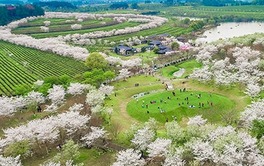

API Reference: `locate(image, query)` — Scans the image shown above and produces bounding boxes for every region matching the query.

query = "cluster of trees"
[191,43,264,97]
[199,0,264,6]
[253,0,264,5]
[164,0,264,6]
[0,4,44,26]
[33,1,77,10]
[82,53,115,87]
[190,20,205,30]
[0,63,114,164]
[0,26,89,61]
[54,12,167,42]
[109,2,129,9]
[202,0,241,6]
[112,110,264,165]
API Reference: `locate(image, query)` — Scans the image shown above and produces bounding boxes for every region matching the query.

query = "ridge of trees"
[0,4,44,26]
[33,1,77,9]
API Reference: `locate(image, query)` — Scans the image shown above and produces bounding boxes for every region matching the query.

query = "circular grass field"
[127,89,235,123]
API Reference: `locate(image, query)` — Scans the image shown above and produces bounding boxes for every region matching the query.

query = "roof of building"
[176,36,186,41]
[158,45,169,50]
[157,48,172,54]
[149,40,162,45]
[116,45,133,51]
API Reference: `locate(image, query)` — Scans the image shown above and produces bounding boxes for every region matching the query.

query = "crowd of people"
[136,88,215,122]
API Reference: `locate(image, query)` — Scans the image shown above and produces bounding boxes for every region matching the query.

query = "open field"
[162,5,264,21]
[106,74,250,132]
[127,90,235,123]
[160,60,202,78]
[18,18,111,27]
[0,40,88,95]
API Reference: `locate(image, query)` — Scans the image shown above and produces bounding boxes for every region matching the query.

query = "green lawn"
[160,60,202,78]
[127,90,235,123]
[29,22,140,38]
[12,18,114,35]
[106,75,163,131]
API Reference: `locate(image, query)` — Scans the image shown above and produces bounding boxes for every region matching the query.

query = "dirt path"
[111,79,164,131]
[119,96,138,126]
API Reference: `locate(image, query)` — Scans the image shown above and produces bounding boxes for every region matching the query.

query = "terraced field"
[0,41,88,96]
[98,21,193,42]
[164,5,264,21]
[12,17,141,39]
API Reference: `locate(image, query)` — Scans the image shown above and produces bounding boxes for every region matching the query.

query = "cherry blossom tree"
[208,126,235,141]
[67,83,94,95]
[240,99,264,127]
[165,121,185,142]
[26,91,45,104]
[85,89,105,107]
[187,115,207,126]
[47,85,65,105]
[40,26,49,32]
[112,149,145,166]
[190,66,212,82]
[0,96,27,116]
[131,126,155,150]
[245,83,261,97]
[69,103,84,112]
[163,154,185,166]
[44,103,58,112]
[99,85,114,96]
[0,155,22,166]
[191,44,263,96]
[147,138,172,157]
[71,24,82,30]
[44,21,51,26]
[81,127,106,146]
[117,69,131,80]
[187,139,217,163]
[0,29,89,61]
[56,111,90,136]
[1,111,90,150]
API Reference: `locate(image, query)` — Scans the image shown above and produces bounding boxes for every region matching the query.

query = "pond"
[196,22,264,43]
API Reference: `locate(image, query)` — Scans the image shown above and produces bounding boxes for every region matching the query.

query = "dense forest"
[0,4,44,26]
[33,1,77,9]
[164,0,264,6]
